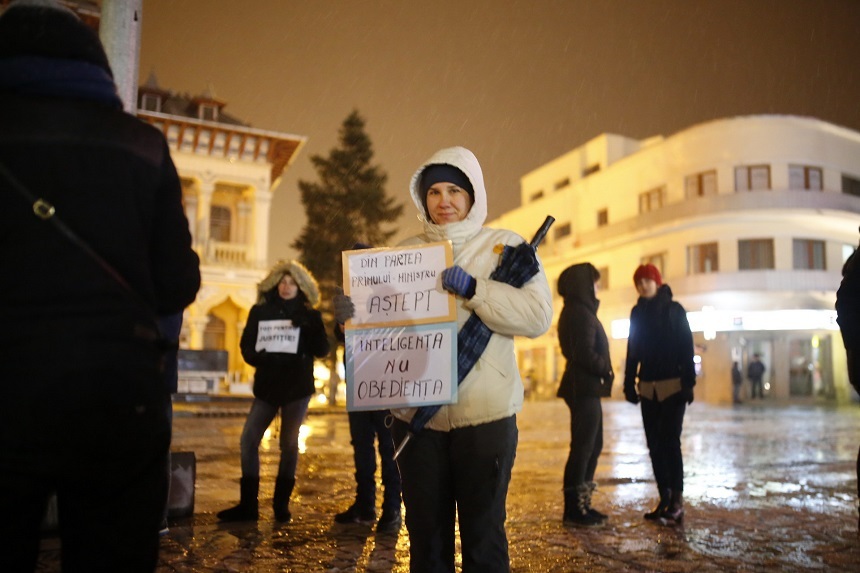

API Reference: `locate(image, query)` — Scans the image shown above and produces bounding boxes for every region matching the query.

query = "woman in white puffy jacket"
[390,147,552,573]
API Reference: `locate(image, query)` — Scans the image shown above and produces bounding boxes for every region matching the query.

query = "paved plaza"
[37,399,860,572]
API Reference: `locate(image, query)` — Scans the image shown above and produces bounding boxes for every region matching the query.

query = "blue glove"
[441,265,477,299]
[333,287,355,324]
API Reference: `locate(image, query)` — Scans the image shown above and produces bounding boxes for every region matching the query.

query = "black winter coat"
[556,263,613,400]
[240,293,330,406]
[623,284,696,395]
[0,92,200,404]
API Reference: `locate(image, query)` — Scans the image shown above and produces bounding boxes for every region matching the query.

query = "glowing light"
[298,424,310,454]
[611,309,838,339]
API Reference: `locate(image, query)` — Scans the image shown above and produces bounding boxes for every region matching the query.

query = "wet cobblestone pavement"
[37,400,860,572]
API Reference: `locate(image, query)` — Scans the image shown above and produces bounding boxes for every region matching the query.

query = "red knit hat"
[633,263,662,286]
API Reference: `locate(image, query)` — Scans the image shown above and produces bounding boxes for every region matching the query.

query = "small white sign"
[255,320,300,354]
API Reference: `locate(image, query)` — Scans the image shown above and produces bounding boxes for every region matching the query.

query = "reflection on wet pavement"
[36,400,860,572]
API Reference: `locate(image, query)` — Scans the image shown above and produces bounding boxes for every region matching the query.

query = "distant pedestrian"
[0,1,200,570]
[836,233,860,529]
[731,361,743,404]
[747,354,766,399]
[332,244,402,533]
[623,264,695,525]
[218,260,330,523]
[556,263,614,526]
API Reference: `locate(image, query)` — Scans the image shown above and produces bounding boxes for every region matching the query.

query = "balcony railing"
[203,240,251,266]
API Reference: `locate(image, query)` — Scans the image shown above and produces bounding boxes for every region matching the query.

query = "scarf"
[0,55,122,109]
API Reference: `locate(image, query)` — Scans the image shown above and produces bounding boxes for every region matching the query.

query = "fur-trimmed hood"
[257,260,320,308]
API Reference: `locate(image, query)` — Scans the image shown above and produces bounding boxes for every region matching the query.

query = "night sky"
[139,0,860,261]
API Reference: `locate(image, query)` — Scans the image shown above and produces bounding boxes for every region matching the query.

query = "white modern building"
[491,115,860,404]
[137,77,307,392]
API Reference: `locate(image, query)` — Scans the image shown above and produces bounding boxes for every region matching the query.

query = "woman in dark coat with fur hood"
[556,263,614,526]
[218,260,329,523]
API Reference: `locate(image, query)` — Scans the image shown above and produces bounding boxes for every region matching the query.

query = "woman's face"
[277,274,299,300]
[635,278,658,299]
[425,182,473,224]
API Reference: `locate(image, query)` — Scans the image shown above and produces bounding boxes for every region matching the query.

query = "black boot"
[661,489,684,524]
[217,476,259,522]
[644,487,671,521]
[563,485,603,527]
[585,482,608,522]
[273,476,295,523]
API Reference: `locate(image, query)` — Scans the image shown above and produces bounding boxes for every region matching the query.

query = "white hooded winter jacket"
[391,147,553,431]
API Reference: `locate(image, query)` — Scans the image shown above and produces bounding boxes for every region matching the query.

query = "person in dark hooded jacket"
[0,1,200,570]
[623,264,695,525]
[556,263,614,526]
[218,260,330,524]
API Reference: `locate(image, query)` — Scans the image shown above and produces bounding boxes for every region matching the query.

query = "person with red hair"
[623,264,695,525]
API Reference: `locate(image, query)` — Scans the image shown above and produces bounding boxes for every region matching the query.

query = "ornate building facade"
[137,77,306,391]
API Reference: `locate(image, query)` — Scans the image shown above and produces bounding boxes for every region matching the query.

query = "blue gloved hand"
[441,265,477,299]
[333,287,355,324]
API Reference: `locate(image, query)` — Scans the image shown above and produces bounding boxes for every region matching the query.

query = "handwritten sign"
[255,320,299,354]
[342,242,455,329]
[345,322,458,411]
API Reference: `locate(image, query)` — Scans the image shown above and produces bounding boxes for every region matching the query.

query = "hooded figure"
[390,146,552,572]
[219,260,329,524]
[556,263,613,526]
[0,1,200,570]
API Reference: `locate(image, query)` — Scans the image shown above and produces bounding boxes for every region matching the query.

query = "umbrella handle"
[529,215,555,249]
[393,431,413,460]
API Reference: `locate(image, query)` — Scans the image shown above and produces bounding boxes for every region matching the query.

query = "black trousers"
[392,415,517,573]
[562,395,603,492]
[0,368,170,573]
[347,409,401,512]
[640,392,687,492]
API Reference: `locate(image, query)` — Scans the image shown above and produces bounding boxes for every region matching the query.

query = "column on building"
[197,179,215,262]
[236,195,252,264]
[253,188,273,267]
[186,315,210,351]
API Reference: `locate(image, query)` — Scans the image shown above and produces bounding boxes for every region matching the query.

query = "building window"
[687,242,719,274]
[199,103,218,121]
[529,190,544,202]
[210,205,231,241]
[554,222,571,240]
[843,175,860,197]
[554,177,571,191]
[140,93,161,112]
[789,165,822,191]
[843,244,856,264]
[582,164,600,177]
[597,208,608,227]
[685,170,717,198]
[735,165,771,191]
[640,253,666,277]
[638,186,665,213]
[738,239,775,270]
[203,314,225,350]
[793,239,826,270]
[596,266,609,291]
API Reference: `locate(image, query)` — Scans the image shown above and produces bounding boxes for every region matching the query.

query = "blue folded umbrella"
[394,215,555,459]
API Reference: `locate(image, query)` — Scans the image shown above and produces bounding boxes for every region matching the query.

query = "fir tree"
[292,110,402,402]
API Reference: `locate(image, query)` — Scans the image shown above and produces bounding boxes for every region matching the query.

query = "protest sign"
[342,241,455,329]
[255,320,299,354]
[345,322,458,411]
[341,241,458,410]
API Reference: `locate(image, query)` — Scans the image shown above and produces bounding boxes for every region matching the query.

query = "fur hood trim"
[257,259,320,308]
